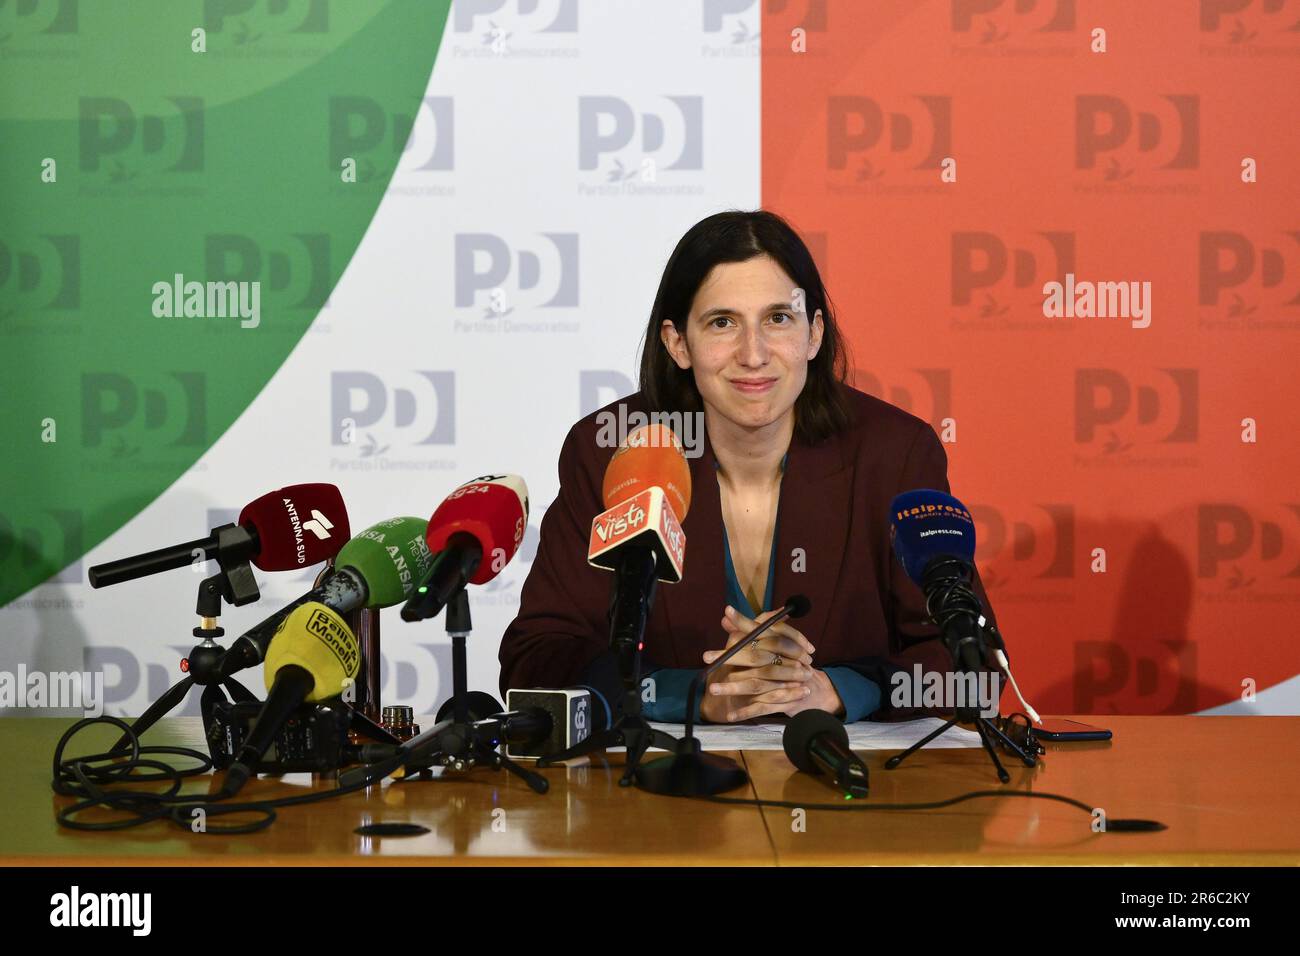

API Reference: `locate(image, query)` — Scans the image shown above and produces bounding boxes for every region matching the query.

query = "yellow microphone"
[222,603,359,795]
[263,602,360,701]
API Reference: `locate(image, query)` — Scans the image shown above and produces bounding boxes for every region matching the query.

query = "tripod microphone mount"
[884,558,1037,782]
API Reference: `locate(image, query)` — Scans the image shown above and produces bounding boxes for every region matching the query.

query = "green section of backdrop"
[0,0,450,605]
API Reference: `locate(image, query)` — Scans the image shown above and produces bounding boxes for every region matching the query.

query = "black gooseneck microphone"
[783,708,869,799]
[683,594,812,741]
[634,594,812,797]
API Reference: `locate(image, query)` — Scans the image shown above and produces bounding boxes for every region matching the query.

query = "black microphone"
[783,709,869,799]
[504,688,601,759]
[400,532,481,622]
[401,475,530,622]
[484,708,554,750]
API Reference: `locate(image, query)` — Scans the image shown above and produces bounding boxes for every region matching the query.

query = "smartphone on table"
[1032,718,1112,742]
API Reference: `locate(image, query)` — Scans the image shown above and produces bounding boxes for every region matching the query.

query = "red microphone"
[401,474,530,620]
[237,483,351,571]
[88,483,351,588]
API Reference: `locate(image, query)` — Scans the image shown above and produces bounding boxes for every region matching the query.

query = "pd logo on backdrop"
[951,231,1076,318]
[330,371,456,461]
[80,372,208,459]
[0,509,84,586]
[0,235,80,319]
[1197,504,1300,594]
[0,0,79,52]
[577,96,703,189]
[826,96,951,184]
[202,0,330,40]
[852,368,952,433]
[700,0,761,48]
[1199,0,1300,49]
[699,1,830,51]
[1073,369,1198,465]
[205,233,333,313]
[971,503,1075,597]
[79,97,205,183]
[452,0,577,34]
[450,0,578,56]
[950,0,1076,45]
[453,232,579,319]
[1074,95,1199,182]
[328,95,454,183]
[580,371,635,418]
[1198,231,1300,321]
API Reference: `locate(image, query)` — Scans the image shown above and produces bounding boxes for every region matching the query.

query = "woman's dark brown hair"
[638,209,853,445]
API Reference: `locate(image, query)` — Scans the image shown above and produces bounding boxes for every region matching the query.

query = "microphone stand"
[106,526,263,753]
[883,559,1037,783]
[635,601,802,796]
[536,547,680,787]
[363,586,546,792]
[337,603,401,750]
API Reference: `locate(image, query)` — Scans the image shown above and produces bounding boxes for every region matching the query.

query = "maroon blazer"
[498,385,1002,720]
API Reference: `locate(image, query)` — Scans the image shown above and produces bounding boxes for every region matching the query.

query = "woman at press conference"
[498,209,1001,726]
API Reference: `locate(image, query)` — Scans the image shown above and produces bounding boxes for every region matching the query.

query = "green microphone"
[220,516,434,677]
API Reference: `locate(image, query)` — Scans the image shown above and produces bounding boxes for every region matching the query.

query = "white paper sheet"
[605,717,982,752]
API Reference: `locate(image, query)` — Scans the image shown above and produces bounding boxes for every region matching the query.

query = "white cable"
[994,648,1041,725]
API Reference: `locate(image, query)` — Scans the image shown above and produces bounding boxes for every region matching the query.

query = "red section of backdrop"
[761,0,1300,714]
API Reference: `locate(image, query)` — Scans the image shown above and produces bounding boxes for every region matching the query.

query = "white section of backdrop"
[0,0,764,718]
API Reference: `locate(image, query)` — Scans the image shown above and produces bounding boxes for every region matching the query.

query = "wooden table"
[1,715,1296,866]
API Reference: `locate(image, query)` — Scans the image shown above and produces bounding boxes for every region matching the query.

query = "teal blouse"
[642,455,881,723]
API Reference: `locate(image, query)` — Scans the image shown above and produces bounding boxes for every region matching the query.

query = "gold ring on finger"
[772,654,782,666]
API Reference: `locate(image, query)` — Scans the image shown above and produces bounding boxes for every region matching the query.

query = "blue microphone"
[889,488,977,586]
[889,489,984,671]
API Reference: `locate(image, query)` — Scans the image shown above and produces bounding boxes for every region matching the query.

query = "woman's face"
[661,254,824,433]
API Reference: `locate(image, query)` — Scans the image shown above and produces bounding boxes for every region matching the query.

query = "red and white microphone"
[401,474,530,620]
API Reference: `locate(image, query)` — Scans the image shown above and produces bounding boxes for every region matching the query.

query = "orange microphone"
[601,422,692,518]
[589,424,691,584]
[533,423,693,779]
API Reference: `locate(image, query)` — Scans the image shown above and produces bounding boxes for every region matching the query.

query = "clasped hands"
[697,605,844,723]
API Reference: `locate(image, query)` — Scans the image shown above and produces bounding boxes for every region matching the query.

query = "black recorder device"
[204,700,354,773]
